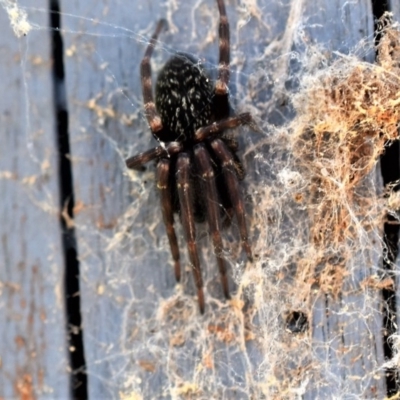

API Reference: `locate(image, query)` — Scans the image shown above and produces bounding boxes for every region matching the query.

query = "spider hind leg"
[141,19,167,136]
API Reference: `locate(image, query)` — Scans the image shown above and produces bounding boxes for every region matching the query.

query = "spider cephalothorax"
[126,0,255,313]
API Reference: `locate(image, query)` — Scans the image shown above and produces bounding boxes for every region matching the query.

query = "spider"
[126,0,255,313]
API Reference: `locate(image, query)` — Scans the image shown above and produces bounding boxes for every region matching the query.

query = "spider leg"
[126,113,258,170]
[194,144,230,299]
[194,113,256,142]
[215,0,230,96]
[157,159,181,282]
[210,138,253,261]
[126,141,182,170]
[176,153,205,313]
[141,19,166,135]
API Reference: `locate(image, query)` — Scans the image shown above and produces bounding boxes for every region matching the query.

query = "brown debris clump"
[291,19,400,253]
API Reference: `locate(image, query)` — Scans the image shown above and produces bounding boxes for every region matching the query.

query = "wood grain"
[0,1,69,398]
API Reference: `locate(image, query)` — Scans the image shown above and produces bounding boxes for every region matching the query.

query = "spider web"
[4,0,400,398]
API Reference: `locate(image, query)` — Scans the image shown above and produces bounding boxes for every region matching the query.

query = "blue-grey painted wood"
[390,0,400,20]
[296,2,386,398]
[61,0,386,398]
[0,1,70,399]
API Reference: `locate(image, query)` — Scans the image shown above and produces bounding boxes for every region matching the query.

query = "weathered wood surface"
[294,3,385,397]
[61,0,390,399]
[389,0,400,389]
[0,1,70,399]
[1,0,398,399]
[390,0,400,21]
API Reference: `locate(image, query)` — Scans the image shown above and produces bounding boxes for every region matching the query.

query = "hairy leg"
[194,144,230,299]
[176,153,205,313]
[157,159,181,282]
[215,0,230,96]
[140,19,166,135]
[210,139,252,261]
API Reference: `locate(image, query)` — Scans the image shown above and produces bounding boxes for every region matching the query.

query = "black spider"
[126,0,255,313]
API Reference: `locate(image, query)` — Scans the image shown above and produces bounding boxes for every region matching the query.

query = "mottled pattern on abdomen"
[155,52,213,143]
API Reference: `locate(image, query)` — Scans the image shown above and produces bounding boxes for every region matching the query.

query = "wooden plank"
[245,1,385,397]
[290,2,385,398]
[386,0,400,391]
[62,0,387,398]
[0,2,70,399]
[389,0,400,20]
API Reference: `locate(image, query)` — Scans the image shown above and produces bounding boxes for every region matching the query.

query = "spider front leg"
[194,144,230,300]
[157,159,181,282]
[194,113,256,142]
[126,142,183,170]
[176,153,205,313]
[210,139,253,261]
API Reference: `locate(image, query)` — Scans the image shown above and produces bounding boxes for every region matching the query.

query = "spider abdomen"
[155,53,213,142]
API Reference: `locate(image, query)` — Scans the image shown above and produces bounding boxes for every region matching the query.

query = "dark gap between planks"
[49,0,88,398]
[372,0,400,395]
